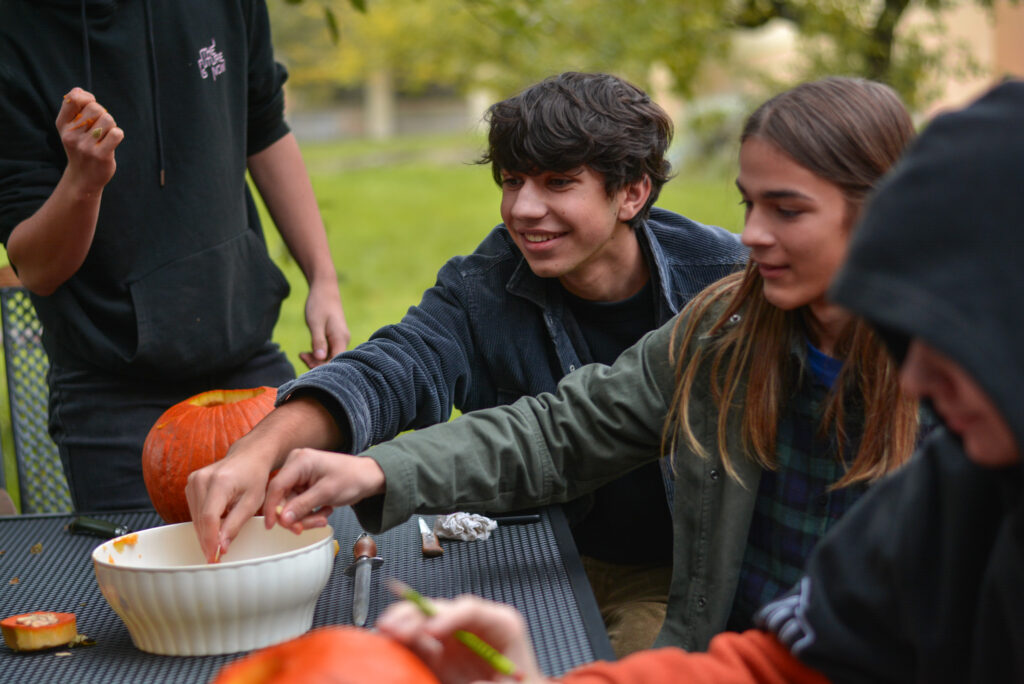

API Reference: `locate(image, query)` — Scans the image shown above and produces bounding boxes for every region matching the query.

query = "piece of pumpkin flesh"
[1,611,78,651]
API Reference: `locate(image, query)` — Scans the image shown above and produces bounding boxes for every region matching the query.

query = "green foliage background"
[271,0,1007,111]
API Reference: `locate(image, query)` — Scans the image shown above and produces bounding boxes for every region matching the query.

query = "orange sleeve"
[558,630,829,684]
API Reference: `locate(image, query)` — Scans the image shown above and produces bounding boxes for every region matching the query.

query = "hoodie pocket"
[129,231,289,377]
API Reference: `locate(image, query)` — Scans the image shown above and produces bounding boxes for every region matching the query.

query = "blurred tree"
[271,0,491,101]
[455,0,730,97]
[460,0,1011,108]
[273,0,1009,109]
[726,0,1004,107]
[270,0,498,137]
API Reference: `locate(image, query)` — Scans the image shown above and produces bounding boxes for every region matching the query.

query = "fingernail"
[315,349,326,360]
[281,510,295,525]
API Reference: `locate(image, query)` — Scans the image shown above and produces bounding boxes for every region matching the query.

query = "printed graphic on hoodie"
[198,39,225,81]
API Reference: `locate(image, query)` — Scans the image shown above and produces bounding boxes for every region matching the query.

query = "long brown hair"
[664,77,919,488]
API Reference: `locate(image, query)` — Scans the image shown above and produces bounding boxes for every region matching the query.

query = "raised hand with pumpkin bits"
[57,88,123,197]
[5,86,124,299]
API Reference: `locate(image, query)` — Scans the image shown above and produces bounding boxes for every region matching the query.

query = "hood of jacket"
[830,80,1024,677]
[830,79,1024,470]
[761,80,1024,681]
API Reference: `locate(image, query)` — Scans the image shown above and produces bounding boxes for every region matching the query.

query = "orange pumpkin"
[210,626,440,684]
[142,386,277,523]
[1,611,78,651]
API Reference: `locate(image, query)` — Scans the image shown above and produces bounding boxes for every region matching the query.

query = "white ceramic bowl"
[92,517,335,656]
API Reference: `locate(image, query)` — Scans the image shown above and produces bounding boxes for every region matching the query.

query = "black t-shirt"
[562,280,674,564]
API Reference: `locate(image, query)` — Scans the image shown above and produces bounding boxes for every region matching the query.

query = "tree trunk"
[364,66,396,140]
[867,0,912,81]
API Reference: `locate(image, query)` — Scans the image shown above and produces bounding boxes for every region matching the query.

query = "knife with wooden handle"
[345,533,383,626]
[418,517,444,557]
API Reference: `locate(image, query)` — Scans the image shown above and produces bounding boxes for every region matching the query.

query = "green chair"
[0,286,72,513]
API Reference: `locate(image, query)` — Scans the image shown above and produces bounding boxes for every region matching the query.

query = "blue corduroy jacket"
[278,207,746,457]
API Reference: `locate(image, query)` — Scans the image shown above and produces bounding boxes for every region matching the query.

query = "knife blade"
[418,517,444,557]
[344,533,383,626]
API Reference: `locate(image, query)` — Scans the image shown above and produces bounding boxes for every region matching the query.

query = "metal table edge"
[547,504,615,662]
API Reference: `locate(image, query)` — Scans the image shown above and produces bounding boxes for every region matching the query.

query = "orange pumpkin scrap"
[142,387,277,523]
[210,626,440,684]
[112,533,139,553]
[1,612,77,652]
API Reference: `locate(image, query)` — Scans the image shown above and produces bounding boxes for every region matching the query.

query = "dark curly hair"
[478,72,673,228]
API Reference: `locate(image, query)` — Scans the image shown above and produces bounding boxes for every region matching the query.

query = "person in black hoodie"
[368,80,1024,683]
[0,0,349,512]
[754,76,1024,683]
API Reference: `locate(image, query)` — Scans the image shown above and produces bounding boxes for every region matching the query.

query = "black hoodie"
[756,80,1024,682]
[0,0,291,379]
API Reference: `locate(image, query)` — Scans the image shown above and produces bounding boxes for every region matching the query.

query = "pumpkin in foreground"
[142,386,276,523]
[210,625,440,684]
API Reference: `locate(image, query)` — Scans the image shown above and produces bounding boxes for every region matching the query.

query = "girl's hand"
[264,448,385,532]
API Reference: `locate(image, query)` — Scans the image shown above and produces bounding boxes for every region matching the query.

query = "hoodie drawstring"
[80,0,165,186]
[141,0,166,187]
[80,0,92,91]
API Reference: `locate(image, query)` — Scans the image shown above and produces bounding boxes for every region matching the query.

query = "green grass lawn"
[0,132,742,509]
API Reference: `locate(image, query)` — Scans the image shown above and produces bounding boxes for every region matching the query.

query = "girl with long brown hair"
[259,76,924,653]
[663,76,921,633]
[668,76,918,486]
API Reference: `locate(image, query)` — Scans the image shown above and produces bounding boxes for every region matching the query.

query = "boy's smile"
[500,166,649,302]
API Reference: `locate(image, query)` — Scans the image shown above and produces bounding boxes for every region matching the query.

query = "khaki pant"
[581,555,673,659]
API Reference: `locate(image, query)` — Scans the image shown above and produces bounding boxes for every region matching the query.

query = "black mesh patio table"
[0,506,612,682]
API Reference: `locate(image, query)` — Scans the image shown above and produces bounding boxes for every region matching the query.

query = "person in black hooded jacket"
[364,80,1024,683]
[0,0,349,512]
[754,76,1024,683]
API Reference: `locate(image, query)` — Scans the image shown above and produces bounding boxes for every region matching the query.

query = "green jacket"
[355,304,761,652]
